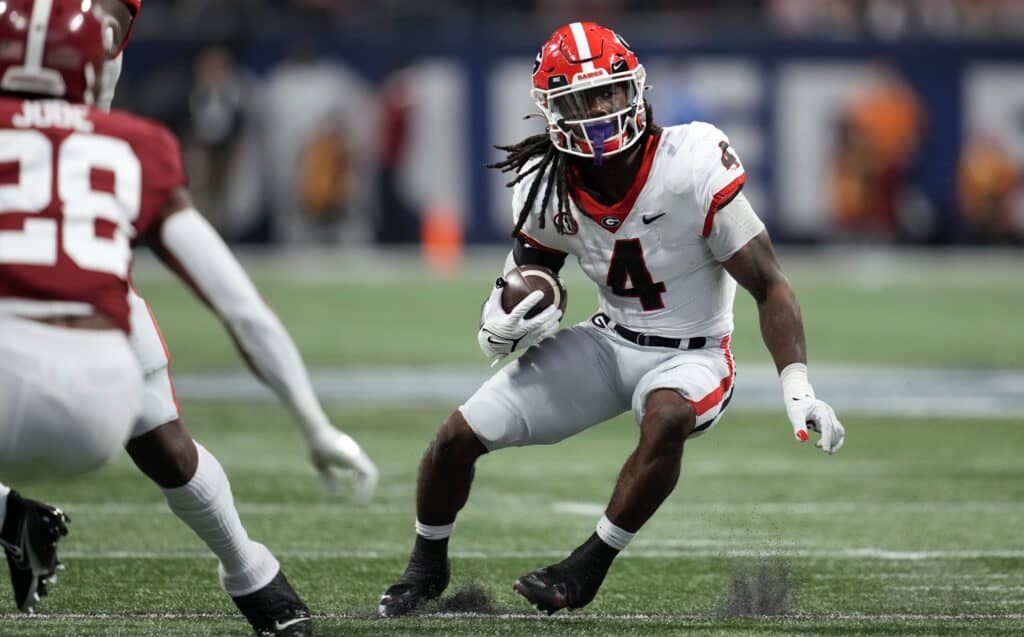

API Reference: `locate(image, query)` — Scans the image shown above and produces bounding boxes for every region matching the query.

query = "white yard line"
[51,499,1024,516]
[6,611,1024,622]
[58,548,1024,560]
[553,501,1024,516]
[170,363,1024,418]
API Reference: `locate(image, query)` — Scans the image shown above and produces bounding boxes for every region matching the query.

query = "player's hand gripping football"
[478,282,561,364]
[306,428,379,505]
[781,363,845,454]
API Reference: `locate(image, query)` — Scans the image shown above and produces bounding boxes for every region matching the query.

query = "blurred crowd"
[134,1,1024,40]
[113,1,1024,247]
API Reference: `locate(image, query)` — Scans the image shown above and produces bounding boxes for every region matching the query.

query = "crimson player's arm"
[722,230,807,373]
[146,188,336,446]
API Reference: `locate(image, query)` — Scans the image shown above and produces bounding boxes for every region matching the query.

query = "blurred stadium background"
[9,1,1024,635]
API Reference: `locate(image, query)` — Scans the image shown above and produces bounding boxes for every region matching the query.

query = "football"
[500,265,568,319]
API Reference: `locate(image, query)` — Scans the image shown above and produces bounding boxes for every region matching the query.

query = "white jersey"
[513,122,764,339]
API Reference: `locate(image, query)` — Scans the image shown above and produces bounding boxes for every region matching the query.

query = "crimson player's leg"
[0,484,70,614]
[125,291,310,636]
[379,324,627,617]
[0,315,141,613]
[515,338,736,614]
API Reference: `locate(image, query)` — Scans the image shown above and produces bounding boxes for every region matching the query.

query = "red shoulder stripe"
[702,173,746,238]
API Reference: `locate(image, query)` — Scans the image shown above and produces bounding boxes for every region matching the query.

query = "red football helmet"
[531,21,647,163]
[0,0,107,104]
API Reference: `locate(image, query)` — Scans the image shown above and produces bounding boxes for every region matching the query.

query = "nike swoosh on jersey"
[274,617,311,631]
[642,212,666,224]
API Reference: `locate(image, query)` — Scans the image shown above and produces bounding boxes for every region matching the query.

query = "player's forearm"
[756,279,807,374]
[157,209,332,442]
[223,307,332,439]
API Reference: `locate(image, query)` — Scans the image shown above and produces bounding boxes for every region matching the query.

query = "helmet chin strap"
[584,120,616,166]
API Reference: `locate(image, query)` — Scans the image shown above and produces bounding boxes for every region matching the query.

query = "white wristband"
[780,362,814,401]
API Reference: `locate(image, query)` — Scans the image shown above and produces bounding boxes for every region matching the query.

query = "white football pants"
[127,287,181,437]
[0,315,143,481]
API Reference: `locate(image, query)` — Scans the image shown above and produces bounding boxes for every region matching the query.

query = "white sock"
[415,520,455,541]
[0,483,10,531]
[162,442,280,597]
[596,515,636,551]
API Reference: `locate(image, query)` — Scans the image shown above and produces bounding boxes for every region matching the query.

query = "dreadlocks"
[487,103,661,239]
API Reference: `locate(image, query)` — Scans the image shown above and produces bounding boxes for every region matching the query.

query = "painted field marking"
[58,547,1024,560]
[5,611,1024,622]
[49,500,1024,516]
[169,363,1024,418]
[551,500,1024,516]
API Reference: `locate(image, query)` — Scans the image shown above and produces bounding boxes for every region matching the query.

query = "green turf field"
[7,405,1024,635]
[3,254,1023,635]
[129,255,1024,371]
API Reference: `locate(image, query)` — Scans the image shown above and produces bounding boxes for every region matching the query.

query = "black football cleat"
[0,491,70,614]
[514,533,617,615]
[378,538,451,618]
[231,571,313,636]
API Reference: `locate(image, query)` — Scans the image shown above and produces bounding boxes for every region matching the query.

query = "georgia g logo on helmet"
[530,21,647,165]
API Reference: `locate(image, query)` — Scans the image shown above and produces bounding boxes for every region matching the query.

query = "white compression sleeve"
[159,209,332,443]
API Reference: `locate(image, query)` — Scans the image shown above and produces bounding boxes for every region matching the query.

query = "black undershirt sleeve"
[513,237,567,274]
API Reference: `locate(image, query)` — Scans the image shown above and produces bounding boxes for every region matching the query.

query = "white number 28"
[0,129,141,277]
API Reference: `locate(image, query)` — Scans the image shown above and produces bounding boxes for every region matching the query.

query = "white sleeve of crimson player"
[158,208,328,437]
[158,209,378,498]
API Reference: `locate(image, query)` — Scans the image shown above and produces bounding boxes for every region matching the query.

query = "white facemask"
[97,52,122,112]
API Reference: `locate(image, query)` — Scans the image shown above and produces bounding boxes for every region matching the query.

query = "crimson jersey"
[0,98,186,332]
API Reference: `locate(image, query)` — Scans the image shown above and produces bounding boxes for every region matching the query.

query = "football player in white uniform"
[379,21,845,617]
[0,2,374,634]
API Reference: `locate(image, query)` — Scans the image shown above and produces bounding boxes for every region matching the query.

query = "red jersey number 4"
[606,238,666,311]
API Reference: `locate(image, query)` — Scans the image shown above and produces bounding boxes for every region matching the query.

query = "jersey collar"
[567,130,662,234]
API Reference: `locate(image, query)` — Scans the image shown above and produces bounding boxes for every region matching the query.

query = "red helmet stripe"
[568,22,596,73]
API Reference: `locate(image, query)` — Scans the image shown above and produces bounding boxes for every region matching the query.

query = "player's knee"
[126,419,199,489]
[429,411,488,466]
[640,391,696,455]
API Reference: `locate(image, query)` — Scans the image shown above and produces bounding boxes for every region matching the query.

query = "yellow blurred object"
[846,82,922,166]
[298,128,352,220]
[958,136,1018,238]
[829,66,924,238]
[421,205,464,275]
